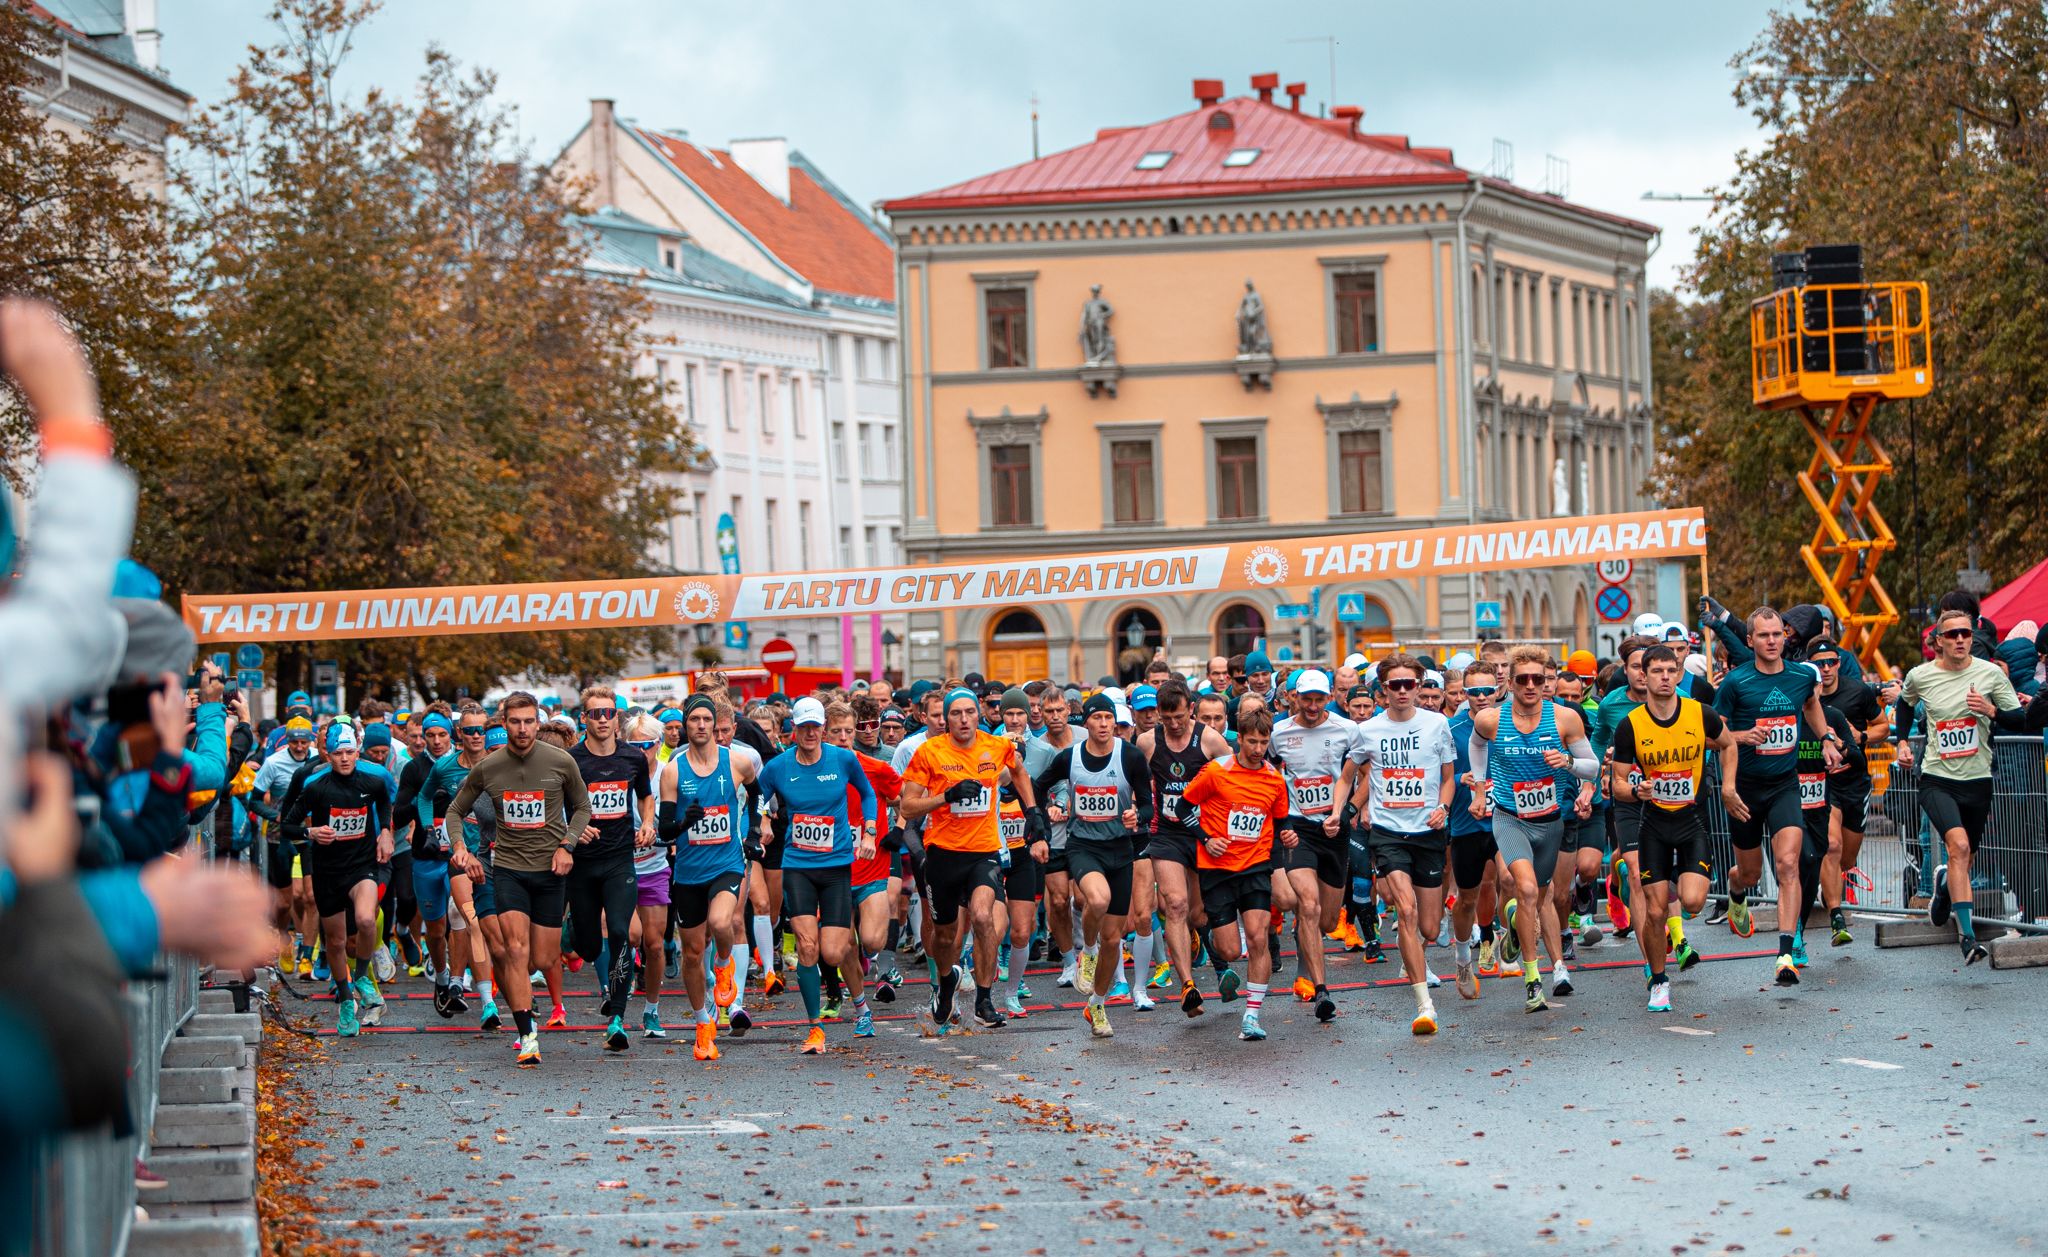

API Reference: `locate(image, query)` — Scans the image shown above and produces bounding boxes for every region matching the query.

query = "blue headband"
[422,713,454,734]
[945,687,977,711]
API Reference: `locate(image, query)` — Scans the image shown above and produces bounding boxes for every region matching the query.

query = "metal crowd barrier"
[29,830,208,1257]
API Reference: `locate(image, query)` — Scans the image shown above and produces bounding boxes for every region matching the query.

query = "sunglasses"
[583,707,617,719]
[1811,656,1840,665]
[458,725,487,735]
[856,720,880,730]
[1383,678,1418,692]
[1464,686,1497,699]
[1512,673,1546,686]
[629,739,657,750]
[1939,627,1974,640]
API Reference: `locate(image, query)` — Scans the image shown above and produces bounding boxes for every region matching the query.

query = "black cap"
[1082,694,1117,718]
[963,672,986,690]
[982,681,1006,698]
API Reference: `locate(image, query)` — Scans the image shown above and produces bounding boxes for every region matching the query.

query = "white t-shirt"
[1269,713,1360,821]
[1349,708,1456,835]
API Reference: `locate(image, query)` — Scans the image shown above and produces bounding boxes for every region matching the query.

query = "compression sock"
[796,962,823,1023]
[1132,931,1154,985]
[643,997,659,1018]
[1453,938,1473,966]
[822,964,844,1004]
[1955,903,1976,941]
[1522,957,1539,984]
[1479,922,1495,943]
[1668,913,1687,948]
[1245,982,1268,1013]
[513,1008,534,1037]
[1778,933,1795,957]
[728,944,750,1001]
[752,916,775,973]
[1359,896,1382,943]
[885,920,902,953]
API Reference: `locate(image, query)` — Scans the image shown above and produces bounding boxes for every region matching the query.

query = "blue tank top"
[670,747,745,883]
[1488,702,1572,819]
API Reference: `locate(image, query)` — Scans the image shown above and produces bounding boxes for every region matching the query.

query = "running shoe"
[1078,950,1097,990]
[1150,961,1174,989]
[1647,978,1672,1013]
[1965,940,1989,966]
[1551,967,1574,998]
[1363,939,1386,964]
[1580,920,1604,946]
[1728,898,1755,938]
[998,941,1011,981]
[354,976,385,1026]
[764,971,786,998]
[665,939,682,982]
[642,1009,667,1039]
[296,952,314,980]
[930,985,956,1033]
[1675,941,1701,972]
[372,943,396,984]
[800,1026,827,1054]
[1016,980,1033,1000]
[1774,954,1800,986]
[1703,899,1729,927]
[1561,933,1578,963]
[1412,1005,1438,1036]
[1928,864,1952,927]
[872,980,896,1004]
[479,998,501,1032]
[728,1007,753,1036]
[433,985,454,1019]
[1084,1003,1114,1038]
[714,955,737,1010]
[1108,979,1131,1001]
[1130,987,1156,1012]
[279,939,297,973]
[1831,910,1853,947]
[1499,917,1521,965]
[1524,979,1548,1013]
[1791,935,1810,969]
[692,1021,719,1060]
[1003,991,1029,1018]
[399,933,424,973]
[974,993,1008,1028]
[1292,976,1316,1001]
[545,1005,568,1030]
[311,954,330,982]
[854,1008,876,1037]
[1181,982,1204,1017]
[1056,958,1078,988]
[1477,940,1498,977]
[1217,967,1242,1003]
[1456,958,1480,1000]
[821,999,842,1022]
[1238,1010,1265,1041]
[565,955,584,974]
[1315,994,1336,1023]
[782,935,797,967]
[1425,968,1442,990]
[881,965,905,988]
[517,1032,541,1065]
[336,996,359,1038]
[605,1016,629,1052]
[1567,911,1587,936]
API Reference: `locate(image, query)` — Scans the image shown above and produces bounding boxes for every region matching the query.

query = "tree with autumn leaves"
[6,0,693,701]
[1655,0,2048,653]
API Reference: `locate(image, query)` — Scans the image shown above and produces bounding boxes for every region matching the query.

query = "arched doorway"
[1340,595,1395,660]
[985,608,1049,684]
[1111,605,1163,685]
[1214,602,1266,663]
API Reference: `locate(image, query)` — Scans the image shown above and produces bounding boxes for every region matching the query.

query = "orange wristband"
[39,415,112,458]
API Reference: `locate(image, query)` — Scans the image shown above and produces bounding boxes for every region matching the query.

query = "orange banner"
[181,508,1706,643]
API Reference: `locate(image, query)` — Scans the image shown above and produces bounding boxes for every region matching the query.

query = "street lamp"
[693,624,713,647]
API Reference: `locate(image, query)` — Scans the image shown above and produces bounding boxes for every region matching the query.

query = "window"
[1338,430,1384,514]
[691,492,707,569]
[654,358,668,391]
[852,336,868,377]
[880,425,897,478]
[763,499,779,565]
[684,364,700,426]
[1332,269,1380,354]
[1110,438,1156,525]
[831,422,847,477]
[1215,437,1260,520]
[663,247,678,270]
[856,422,872,477]
[1215,603,1265,660]
[864,525,879,565]
[985,287,1029,369]
[798,502,812,567]
[880,341,895,380]
[758,376,773,435]
[789,379,804,438]
[1134,150,1174,170]
[886,525,899,562]
[806,632,820,661]
[990,445,1034,528]
[722,369,737,431]
[1223,147,1261,167]
[838,526,852,566]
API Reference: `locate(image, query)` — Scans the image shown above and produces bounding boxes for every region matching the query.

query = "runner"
[1712,607,1842,985]
[1891,608,2029,964]
[567,684,657,1052]
[1269,669,1361,1023]
[1467,646,1599,1012]
[990,689,1042,1017]
[1121,685,1160,1007]
[756,696,878,1052]
[1023,687,1080,988]
[1346,653,1458,1034]
[249,717,320,979]
[1607,644,1741,1012]
[824,699,903,1035]
[712,699,766,1026]
[1811,637,1883,936]
[392,710,467,1015]
[1179,707,1290,1041]
[278,724,396,1037]
[1137,678,1232,1016]
[446,692,591,1065]
[1447,660,1500,996]
[660,695,758,1058]
[902,687,1045,1033]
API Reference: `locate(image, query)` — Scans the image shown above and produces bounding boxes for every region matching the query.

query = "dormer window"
[663,247,678,270]
[1134,150,1173,170]
[1223,147,1262,167]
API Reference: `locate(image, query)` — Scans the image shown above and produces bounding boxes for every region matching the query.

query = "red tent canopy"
[1983,555,2048,634]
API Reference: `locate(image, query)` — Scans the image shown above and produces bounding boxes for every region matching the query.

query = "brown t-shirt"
[448,740,592,873]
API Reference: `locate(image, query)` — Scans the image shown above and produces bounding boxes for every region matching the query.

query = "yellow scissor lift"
[1750,278,1932,680]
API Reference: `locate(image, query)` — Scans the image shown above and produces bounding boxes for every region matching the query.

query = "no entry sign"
[760,637,798,678]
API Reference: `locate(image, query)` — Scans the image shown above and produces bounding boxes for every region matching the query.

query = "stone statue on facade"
[1552,457,1570,516]
[1236,279,1271,356]
[1080,284,1116,366]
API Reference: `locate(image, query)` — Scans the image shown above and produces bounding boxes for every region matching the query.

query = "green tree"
[151,0,692,699]
[1656,0,2048,653]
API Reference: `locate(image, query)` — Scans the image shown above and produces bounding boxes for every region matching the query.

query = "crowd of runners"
[248,592,2047,1061]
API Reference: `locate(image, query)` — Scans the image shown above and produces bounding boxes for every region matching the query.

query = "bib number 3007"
[1933,717,1979,760]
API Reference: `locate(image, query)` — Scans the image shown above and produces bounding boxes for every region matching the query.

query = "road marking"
[546,1115,609,1121]
[330,1199,1113,1229]
[614,1121,763,1136]
[1662,1026,1714,1037]
[731,1111,783,1118]
[1835,1058,1904,1071]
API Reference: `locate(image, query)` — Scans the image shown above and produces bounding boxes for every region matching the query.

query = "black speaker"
[1800,244,1868,374]
[1771,252,1808,292]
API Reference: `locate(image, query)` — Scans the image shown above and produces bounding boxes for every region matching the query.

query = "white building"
[555,102,905,677]
[22,0,191,195]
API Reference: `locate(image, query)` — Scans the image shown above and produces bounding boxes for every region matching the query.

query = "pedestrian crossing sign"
[1336,593,1368,623]
[1475,600,1504,631]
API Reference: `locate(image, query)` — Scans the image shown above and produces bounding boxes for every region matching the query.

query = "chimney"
[1250,72,1279,104]
[1285,82,1306,112]
[590,99,618,207]
[1193,78,1224,106]
[730,136,791,204]
[123,0,160,71]
[1332,105,1364,137]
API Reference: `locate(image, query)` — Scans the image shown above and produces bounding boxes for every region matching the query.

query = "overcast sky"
[159,0,1782,290]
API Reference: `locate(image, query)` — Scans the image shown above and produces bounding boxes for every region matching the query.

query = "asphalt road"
[280,921,2048,1256]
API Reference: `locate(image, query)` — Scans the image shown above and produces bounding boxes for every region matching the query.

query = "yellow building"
[883,75,1659,683]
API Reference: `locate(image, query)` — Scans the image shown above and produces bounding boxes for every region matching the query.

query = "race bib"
[1290,773,1335,816]
[1226,808,1267,841]
[688,805,732,845]
[329,806,369,839]
[1644,768,1694,806]
[1754,715,1797,756]
[790,813,836,853]
[1798,772,1828,810]
[1158,791,1182,822]
[1510,779,1558,817]
[1073,784,1121,821]
[501,790,547,829]
[589,780,630,820]
[431,816,450,852]
[949,783,990,817]
[1933,717,1979,761]
[999,812,1027,847]
[1381,767,1428,809]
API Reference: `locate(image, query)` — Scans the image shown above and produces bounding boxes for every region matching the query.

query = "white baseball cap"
[1341,652,1368,670]
[1632,611,1664,637]
[1113,702,1134,726]
[791,696,826,726]
[1294,669,1332,695]
[1423,670,1445,688]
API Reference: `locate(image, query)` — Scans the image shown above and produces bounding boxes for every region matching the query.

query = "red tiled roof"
[635,129,895,303]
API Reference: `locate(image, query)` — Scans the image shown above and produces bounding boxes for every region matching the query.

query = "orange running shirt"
[1180,754,1289,873]
[904,730,1019,854]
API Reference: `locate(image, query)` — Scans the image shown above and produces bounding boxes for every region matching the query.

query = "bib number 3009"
[790,814,835,853]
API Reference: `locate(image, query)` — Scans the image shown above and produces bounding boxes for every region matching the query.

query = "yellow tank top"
[1624,698,1707,812]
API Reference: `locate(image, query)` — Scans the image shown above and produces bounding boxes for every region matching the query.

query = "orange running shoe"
[1335,918,1366,951]
[1292,975,1316,1002]
[799,1025,827,1054]
[693,1021,720,1061]
[764,971,786,999]
[714,955,737,1010]
[545,1004,568,1030]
